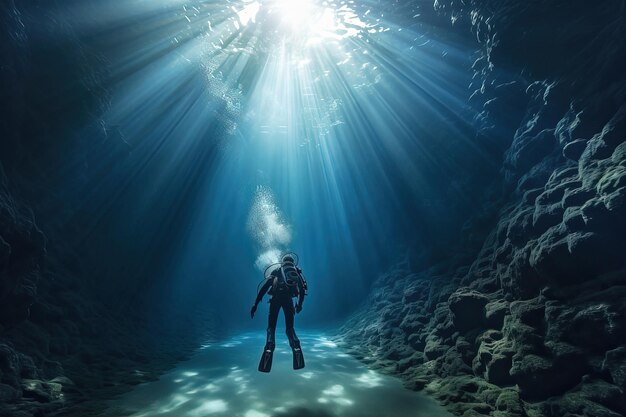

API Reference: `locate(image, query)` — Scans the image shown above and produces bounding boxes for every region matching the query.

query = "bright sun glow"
[271,0,329,33]
[270,0,370,45]
[234,0,366,44]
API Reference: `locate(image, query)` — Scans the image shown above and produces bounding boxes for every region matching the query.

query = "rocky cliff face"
[338,1,626,416]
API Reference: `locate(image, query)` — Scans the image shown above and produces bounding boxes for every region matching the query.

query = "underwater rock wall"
[1,178,210,416]
[339,1,626,416]
[0,2,216,415]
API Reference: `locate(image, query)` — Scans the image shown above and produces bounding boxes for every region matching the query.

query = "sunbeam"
[61,0,493,325]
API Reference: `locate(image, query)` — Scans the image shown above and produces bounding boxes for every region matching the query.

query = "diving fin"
[258,348,274,373]
[292,347,305,370]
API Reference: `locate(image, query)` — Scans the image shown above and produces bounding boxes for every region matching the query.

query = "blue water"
[47,3,493,411]
[107,332,452,417]
[80,0,489,330]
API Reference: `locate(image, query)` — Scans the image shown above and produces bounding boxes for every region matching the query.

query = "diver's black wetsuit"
[255,268,305,351]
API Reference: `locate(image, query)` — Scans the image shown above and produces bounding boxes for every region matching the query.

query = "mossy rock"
[449,289,489,332]
[485,300,510,329]
[511,353,583,400]
[495,389,524,416]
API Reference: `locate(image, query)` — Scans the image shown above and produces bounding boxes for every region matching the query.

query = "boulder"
[407,333,426,351]
[510,353,583,400]
[485,352,514,387]
[473,331,515,386]
[494,389,524,417]
[562,206,585,231]
[400,312,426,335]
[510,298,545,327]
[439,346,473,377]
[455,337,475,366]
[562,186,594,207]
[403,280,429,303]
[448,289,489,332]
[563,138,588,161]
[532,202,563,232]
[541,379,626,417]
[396,351,424,372]
[424,335,449,361]
[578,378,626,415]
[20,379,63,403]
[565,303,625,351]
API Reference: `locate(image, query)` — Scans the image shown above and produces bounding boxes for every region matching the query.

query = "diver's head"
[282,254,295,265]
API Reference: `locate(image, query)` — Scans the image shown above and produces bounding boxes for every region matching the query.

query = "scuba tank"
[272,257,296,297]
[280,252,306,298]
[258,252,308,298]
[281,261,300,296]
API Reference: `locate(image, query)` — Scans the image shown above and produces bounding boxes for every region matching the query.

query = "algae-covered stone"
[424,335,449,361]
[494,389,524,416]
[473,331,515,386]
[485,352,513,386]
[439,346,473,377]
[510,298,545,327]
[396,351,424,372]
[578,378,626,415]
[455,337,475,366]
[484,300,509,329]
[400,312,427,335]
[511,353,584,400]
[448,289,489,332]
[542,384,625,417]
[20,379,63,402]
[569,303,625,350]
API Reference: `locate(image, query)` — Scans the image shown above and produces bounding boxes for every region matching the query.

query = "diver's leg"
[283,299,299,347]
[283,298,304,370]
[259,299,279,373]
[266,299,279,349]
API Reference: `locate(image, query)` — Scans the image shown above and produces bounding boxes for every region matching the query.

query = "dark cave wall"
[1,2,218,415]
[339,1,626,417]
[0,0,196,311]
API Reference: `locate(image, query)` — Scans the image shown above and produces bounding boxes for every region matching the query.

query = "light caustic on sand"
[109,332,453,417]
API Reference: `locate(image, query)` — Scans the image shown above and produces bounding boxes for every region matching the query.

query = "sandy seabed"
[106,332,452,417]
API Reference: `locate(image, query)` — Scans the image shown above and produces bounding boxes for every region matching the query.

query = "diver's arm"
[255,279,272,306]
[297,283,305,306]
[251,279,272,318]
[296,269,307,312]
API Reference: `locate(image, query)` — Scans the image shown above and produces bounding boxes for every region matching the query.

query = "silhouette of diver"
[251,253,308,372]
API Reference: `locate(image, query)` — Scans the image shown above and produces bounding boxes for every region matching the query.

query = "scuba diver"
[250,253,308,373]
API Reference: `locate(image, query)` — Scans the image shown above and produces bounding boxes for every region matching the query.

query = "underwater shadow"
[273,406,337,417]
